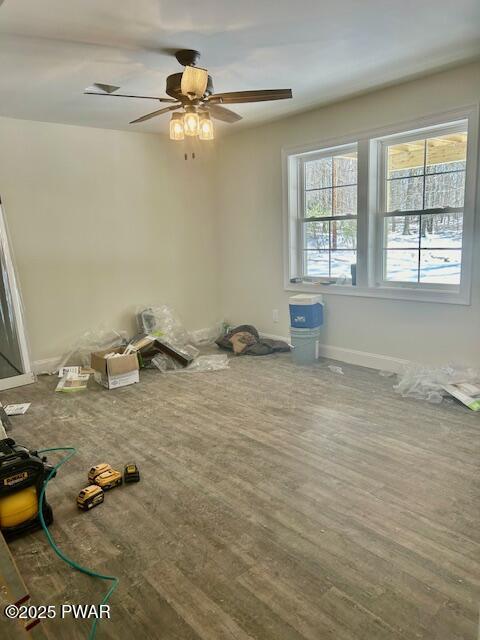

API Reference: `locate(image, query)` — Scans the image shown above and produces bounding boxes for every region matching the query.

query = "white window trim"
[282,105,479,305]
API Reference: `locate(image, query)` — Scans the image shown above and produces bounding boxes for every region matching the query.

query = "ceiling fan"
[85,49,293,141]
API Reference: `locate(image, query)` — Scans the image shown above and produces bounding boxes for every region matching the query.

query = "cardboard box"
[91,347,139,390]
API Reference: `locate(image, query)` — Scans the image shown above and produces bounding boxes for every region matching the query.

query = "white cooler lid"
[289,294,323,305]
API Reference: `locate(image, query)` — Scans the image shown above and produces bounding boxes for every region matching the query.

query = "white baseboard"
[262,332,409,373]
[35,337,408,375]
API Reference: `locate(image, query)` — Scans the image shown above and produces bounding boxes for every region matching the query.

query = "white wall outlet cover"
[272,309,279,323]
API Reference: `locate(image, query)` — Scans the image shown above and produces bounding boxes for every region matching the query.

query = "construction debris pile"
[55,305,229,391]
[394,363,480,411]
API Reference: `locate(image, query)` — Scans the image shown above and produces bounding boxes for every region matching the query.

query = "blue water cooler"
[289,294,324,365]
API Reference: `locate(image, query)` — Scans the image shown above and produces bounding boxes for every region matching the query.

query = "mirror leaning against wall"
[0,198,34,390]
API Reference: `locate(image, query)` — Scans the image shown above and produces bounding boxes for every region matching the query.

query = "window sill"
[284,281,470,305]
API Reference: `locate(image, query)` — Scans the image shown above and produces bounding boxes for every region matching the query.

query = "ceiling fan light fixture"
[184,108,200,136]
[199,112,214,141]
[169,112,185,140]
[85,49,292,132]
[181,65,208,99]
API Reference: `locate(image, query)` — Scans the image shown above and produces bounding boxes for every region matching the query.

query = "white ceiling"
[0,0,479,136]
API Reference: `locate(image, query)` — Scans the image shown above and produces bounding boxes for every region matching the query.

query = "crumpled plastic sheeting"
[189,323,225,347]
[137,305,224,348]
[151,352,183,372]
[394,364,480,404]
[149,344,200,372]
[175,354,229,373]
[56,326,128,372]
[328,365,344,375]
[136,305,190,347]
[152,353,229,374]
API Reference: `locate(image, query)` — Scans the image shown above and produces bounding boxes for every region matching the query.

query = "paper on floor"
[2,403,31,415]
[56,372,90,392]
[442,383,480,411]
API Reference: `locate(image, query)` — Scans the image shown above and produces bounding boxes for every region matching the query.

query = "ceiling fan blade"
[181,66,208,98]
[129,104,181,124]
[92,83,120,94]
[85,89,177,102]
[206,104,242,123]
[208,89,292,104]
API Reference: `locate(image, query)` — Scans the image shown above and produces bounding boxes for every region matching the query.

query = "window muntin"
[285,111,476,304]
[380,126,467,286]
[301,147,358,279]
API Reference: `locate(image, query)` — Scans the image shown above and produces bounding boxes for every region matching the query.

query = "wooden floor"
[1,354,479,640]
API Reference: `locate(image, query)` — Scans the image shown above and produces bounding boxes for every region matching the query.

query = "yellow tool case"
[0,438,55,540]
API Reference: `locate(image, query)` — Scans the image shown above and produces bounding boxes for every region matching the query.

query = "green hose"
[37,447,119,640]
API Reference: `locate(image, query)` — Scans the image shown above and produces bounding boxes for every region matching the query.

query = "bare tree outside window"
[302,148,357,279]
[383,131,466,284]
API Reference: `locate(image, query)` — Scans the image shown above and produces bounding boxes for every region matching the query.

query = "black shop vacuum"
[0,430,55,540]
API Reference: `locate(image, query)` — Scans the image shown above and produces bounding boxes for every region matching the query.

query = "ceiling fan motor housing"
[166,73,213,100]
[174,49,201,67]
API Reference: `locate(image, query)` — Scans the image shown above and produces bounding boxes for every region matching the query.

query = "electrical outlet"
[272,309,279,323]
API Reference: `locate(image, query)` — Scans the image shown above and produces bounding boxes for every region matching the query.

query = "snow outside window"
[300,146,357,282]
[377,124,467,288]
[283,108,477,304]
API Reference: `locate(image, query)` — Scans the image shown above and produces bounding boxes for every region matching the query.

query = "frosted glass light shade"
[169,113,184,140]
[199,112,214,140]
[184,111,200,136]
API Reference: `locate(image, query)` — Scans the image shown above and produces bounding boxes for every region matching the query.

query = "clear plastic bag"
[328,365,344,375]
[189,322,225,347]
[151,352,183,372]
[184,354,229,373]
[57,326,128,372]
[156,354,229,374]
[137,305,225,348]
[136,305,190,347]
[393,364,480,404]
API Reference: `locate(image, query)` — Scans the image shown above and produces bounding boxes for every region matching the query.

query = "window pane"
[420,250,461,284]
[426,132,467,174]
[385,215,419,248]
[334,185,357,215]
[304,221,329,250]
[387,176,423,212]
[420,213,463,248]
[305,189,332,218]
[305,158,332,189]
[305,250,329,277]
[425,172,465,209]
[332,219,357,250]
[384,250,419,282]
[331,251,356,279]
[387,139,425,179]
[333,152,357,186]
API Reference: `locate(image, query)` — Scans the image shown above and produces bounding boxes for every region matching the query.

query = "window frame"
[374,120,467,293]
[298,144,358,282]
[282,105,478,305]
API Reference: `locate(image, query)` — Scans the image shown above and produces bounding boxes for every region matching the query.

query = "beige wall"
[2,61,479,369]
[0,117,219,362]
[215,61,480,367]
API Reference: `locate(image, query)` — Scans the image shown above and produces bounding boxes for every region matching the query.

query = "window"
[377,124,466,287]
[283,107,478,304]
[301,146,357,281]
